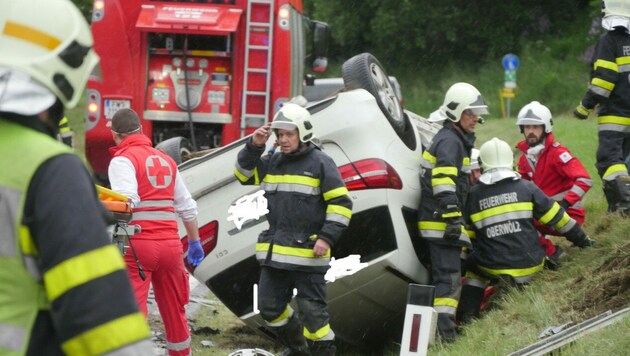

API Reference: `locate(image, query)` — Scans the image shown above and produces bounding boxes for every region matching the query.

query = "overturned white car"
[176,53,440,348]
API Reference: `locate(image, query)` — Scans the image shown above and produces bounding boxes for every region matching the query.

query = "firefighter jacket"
[0,119,150,355]
[465,176,579,278]
[109,134,180,240]
[418,121,474,246]
[235,139,353,273]
[581,28,630,132]
[516,133,593,220]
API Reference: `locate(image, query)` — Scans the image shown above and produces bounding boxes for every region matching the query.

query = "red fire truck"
[85,0,329,182]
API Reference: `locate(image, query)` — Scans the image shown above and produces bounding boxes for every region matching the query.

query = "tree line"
[71,0,598,70]
[304,0,598,70]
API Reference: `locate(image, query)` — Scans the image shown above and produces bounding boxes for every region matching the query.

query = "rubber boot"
[614,176,630,216]
[602,181,620,213]
[436,313,458,343]
[276,316,310,356]
[309,340,336,356]
[457,285,484,325]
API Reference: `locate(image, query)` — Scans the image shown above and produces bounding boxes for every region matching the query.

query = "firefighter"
[516,101,593,269]
[234,103,353,356]
[108,108,204,356]
[458,138,595,323]
[418,82,488,342]
[0,0,153,354]
[574,0,630,215]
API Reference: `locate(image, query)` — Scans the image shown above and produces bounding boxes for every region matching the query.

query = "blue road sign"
[502,53,520,71]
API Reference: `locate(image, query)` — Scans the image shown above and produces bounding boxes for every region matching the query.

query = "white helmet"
[602,0,630,30]
[480,137,514,172]
[0,0,99,110]
[516,101,553,133]
[470,148,481,171]
[271,103,316,143]
[440,82,489,122]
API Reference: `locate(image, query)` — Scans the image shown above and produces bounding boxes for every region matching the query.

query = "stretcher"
[97,185,140,255]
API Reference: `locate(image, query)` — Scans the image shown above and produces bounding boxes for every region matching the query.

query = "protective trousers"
[597,130,630,213]
[125,238,191,356]
[428,243,462,342]
[258,267,335,355]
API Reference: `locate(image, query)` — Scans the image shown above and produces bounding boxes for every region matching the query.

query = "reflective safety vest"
[0,120,70,355]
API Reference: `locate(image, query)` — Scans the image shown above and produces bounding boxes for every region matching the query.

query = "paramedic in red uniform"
[515,101,593,269]
[108,108,204,356]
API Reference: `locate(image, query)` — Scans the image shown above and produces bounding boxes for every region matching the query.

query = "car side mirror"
[312,21,329,73]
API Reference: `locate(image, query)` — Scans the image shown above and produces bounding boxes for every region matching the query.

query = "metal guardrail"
[509,307,630,356]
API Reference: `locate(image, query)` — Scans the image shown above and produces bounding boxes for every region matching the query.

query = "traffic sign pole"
[501,54,519,118]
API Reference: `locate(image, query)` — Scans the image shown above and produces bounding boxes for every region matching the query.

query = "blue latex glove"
[187,240,204,266]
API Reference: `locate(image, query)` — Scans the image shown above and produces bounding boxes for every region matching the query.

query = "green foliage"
[392,17,598,120]
[71,0,93,20]
[307,0,595,70]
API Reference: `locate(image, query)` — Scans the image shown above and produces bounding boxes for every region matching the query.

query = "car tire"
[342,53,405,134]
[155,136,193,164]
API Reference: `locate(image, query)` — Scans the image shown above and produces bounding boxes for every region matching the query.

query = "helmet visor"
[467,106,489,116]
[270,121,298,131]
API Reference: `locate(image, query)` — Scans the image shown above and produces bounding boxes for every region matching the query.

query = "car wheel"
[342,53,405,134]
[155,136,193,164]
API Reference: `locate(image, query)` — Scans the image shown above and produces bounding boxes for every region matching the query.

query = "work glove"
[573,103,592,120]
[575,235,596,249]
[559,199,571,211]
[444,218,463,242]
[187,239,204,266]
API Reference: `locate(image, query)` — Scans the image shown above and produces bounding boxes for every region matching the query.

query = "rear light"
[278,5,290,30]
[92,0,105,22]
[85,89,101,132]
[338,158,403,190]
[182,220,218,272]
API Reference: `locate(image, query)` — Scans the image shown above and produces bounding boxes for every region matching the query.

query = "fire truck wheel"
[155,136,193,165]
[342,53,405,135]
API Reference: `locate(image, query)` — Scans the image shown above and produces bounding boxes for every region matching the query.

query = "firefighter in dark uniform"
[458,138,595,323]
[234,103,353,356]
[418,82,488,342]
[574,0,630,214]
[0,0,153,354]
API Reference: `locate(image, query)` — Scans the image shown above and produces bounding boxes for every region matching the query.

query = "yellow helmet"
[0,0,99,109]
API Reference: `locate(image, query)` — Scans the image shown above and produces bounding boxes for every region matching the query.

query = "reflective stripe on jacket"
[516,133,592,218]
[235,139,353,273]
[465,178,575,271]
[111,135,179,239]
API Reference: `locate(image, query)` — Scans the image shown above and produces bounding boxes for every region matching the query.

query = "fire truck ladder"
[241,0,275,137]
